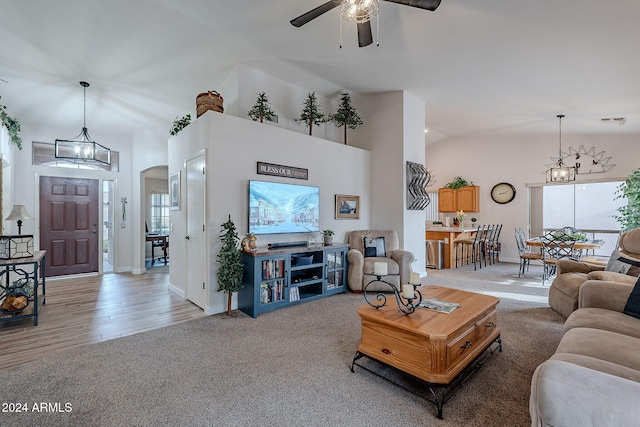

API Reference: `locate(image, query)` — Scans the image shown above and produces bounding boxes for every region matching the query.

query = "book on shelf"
[419,298,461,314]
[289,286,300,301]
[261,258,285,280]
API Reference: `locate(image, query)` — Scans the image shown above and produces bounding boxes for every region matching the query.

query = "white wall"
[220,64,343,144]
[0,125,15,234]
[350,91,427,275]
[426,133,639,263]
[168,111,370,315]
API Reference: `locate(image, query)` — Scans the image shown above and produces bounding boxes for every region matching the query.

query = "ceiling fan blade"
[383,0,442,11]
[290,0,341,27]
[357,21,373,47]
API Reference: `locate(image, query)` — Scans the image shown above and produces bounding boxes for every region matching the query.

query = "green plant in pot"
[217,215,244,316]
[322,229,334,246]
[0,97,22,150]
[170,114,191,136]
[471,217,478,227]
[614,168,640,232]
[444,176,473,189]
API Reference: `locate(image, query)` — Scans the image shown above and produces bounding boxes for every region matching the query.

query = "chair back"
[619,228,640,257]
[540,229,578,261]
[474,225,488,244]
[348,230,400,256]
[515,227,527,255]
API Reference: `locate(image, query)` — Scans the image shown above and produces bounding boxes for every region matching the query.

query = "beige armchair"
[347,230,415,292]
[549,228,640,318]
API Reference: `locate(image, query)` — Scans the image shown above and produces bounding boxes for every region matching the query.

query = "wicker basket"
[196,91,224,117]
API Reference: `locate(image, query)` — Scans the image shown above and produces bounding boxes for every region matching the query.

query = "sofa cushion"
[556,327,640,371]
[363,237,386,257]
[605,251,640,277]
[623,276,640,319]
[550,352,640,383]
[564,307,640,340]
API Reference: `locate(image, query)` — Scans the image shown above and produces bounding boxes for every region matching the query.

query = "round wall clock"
[491,182,516,204]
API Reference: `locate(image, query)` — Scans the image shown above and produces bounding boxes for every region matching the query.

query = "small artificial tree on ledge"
[247,92,277,123]
[329,92,363,145]
[217,215,244,316]
[296,91,326,136]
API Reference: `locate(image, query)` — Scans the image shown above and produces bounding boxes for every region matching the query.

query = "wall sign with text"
[257,162,308,180]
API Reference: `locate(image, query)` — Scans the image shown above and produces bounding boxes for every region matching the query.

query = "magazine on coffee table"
[419,298,461,314]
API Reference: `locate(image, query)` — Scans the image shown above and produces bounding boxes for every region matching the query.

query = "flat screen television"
[249,180,320,235]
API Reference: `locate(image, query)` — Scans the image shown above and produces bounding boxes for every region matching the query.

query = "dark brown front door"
[39,176,100,277]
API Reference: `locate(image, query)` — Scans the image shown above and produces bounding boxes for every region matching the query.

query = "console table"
[351,285,501,419]
[0,250,46,326]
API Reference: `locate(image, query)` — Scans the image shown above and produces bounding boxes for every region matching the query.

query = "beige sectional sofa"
[530,279,640,426]
[549,228,640,318]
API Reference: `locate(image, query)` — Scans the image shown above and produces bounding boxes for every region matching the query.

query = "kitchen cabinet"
[438,186,479,212]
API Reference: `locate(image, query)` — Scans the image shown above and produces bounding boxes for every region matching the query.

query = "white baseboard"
[168,282,185,299]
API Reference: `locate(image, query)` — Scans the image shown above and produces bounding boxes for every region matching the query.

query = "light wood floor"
[0,271,206,369]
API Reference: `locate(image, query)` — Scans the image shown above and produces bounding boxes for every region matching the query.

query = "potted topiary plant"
[614,168,640,232]
[322,229,334,246]
[328,92,363,145]
[217,215,244,316]
[247,92,277,123]
[296,91,326,136]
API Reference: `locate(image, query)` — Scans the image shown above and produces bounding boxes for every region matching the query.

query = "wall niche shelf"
[238,243,348,318]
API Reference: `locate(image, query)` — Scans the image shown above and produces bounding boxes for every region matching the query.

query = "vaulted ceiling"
[1,0,639,144]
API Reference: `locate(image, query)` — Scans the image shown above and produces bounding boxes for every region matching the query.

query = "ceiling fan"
[290,0,442,48]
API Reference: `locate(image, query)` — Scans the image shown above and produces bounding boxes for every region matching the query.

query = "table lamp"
[5,205,33,235]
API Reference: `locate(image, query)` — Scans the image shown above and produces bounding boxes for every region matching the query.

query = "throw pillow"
[623,276,640,319]
[605,251,640,277]
[364,237,386,257]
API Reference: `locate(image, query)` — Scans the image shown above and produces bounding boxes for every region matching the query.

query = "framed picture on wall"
[170,171,181,210]
[335,194,360,219]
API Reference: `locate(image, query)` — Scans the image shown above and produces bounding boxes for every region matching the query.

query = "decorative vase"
[241,234,257,252]
[459,221,465,228]
[323,236,333,246]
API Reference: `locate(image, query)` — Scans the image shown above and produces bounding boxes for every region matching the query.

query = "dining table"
[525,237,605,252]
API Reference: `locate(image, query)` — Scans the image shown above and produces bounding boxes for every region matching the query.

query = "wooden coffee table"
[351,285,501,419]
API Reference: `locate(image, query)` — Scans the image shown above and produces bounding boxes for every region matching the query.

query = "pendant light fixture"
[55,81,111,165]
[545,114,575,183]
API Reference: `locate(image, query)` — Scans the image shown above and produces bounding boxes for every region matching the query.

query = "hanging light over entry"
[55,81,111,165]
[545,114,575,183]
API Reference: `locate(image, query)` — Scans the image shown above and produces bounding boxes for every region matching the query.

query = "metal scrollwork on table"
[363,276,422,315]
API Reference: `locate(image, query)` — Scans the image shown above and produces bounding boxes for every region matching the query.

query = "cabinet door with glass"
[325,248,347,293]
[258,257,288,306]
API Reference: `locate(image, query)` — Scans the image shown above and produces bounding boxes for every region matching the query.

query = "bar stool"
[454,225,487,270]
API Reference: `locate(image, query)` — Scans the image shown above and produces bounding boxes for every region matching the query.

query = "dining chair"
[515,227,543,277]
[539,229,580,284]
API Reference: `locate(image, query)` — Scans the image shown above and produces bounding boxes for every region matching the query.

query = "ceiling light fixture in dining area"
[546,114,576,183]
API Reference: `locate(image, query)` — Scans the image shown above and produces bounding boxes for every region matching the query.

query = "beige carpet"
[0,262,563,426]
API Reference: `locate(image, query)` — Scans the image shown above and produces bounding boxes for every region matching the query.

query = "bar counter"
[426,226,477,269]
